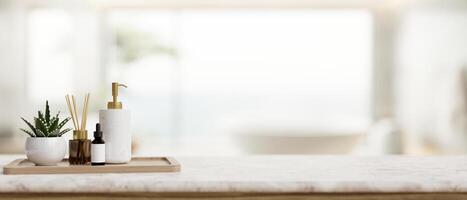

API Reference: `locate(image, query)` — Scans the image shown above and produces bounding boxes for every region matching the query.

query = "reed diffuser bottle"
[66,94,91,165]
[69,130,91,165]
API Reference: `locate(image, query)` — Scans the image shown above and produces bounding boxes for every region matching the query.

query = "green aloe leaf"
[48,129,60,137]
[48,117,59,133]
[58,128,72,137]
[45,101,51,124]
[57,117,71,130]
[36,116,47,127]
[35,117,48,136]
[38,111,45,122]
[35,129,46,137]
[19,128,35,137]
[20,117,36,134]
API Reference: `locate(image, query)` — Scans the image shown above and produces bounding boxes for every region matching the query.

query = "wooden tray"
[3,157,180,175]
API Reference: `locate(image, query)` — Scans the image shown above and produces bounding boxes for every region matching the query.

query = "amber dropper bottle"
[91,123,105,166]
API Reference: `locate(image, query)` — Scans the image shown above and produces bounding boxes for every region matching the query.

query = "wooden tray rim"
[3,157,180,175]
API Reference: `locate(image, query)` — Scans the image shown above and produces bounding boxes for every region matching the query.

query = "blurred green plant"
[115,26,178,63]
[20,101,72,137]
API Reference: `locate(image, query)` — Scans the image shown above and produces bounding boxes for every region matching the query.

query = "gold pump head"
[107,82,127,109]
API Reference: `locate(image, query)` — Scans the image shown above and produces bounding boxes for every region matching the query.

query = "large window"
[105,10,373,136]
[27,8,372,136]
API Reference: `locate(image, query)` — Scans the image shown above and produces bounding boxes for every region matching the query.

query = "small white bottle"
[91,123,105,166]
[99,82,131,163]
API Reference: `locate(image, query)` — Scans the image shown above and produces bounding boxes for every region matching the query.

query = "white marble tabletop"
[1,155,467,193]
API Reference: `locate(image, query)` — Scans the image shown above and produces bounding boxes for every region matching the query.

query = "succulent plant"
[20,101,72,137]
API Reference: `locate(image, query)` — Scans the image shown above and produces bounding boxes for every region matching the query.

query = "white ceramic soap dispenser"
[99,82,131,163]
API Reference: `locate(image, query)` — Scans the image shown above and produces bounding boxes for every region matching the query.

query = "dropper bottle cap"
[107,82,127,109]
[94,123,103,138]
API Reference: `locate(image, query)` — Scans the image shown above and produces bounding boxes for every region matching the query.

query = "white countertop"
[1,155,467,193]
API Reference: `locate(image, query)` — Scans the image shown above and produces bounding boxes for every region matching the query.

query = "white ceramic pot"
[25,137,66,166]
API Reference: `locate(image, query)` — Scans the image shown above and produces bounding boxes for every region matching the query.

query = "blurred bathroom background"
[1,0,467,156]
